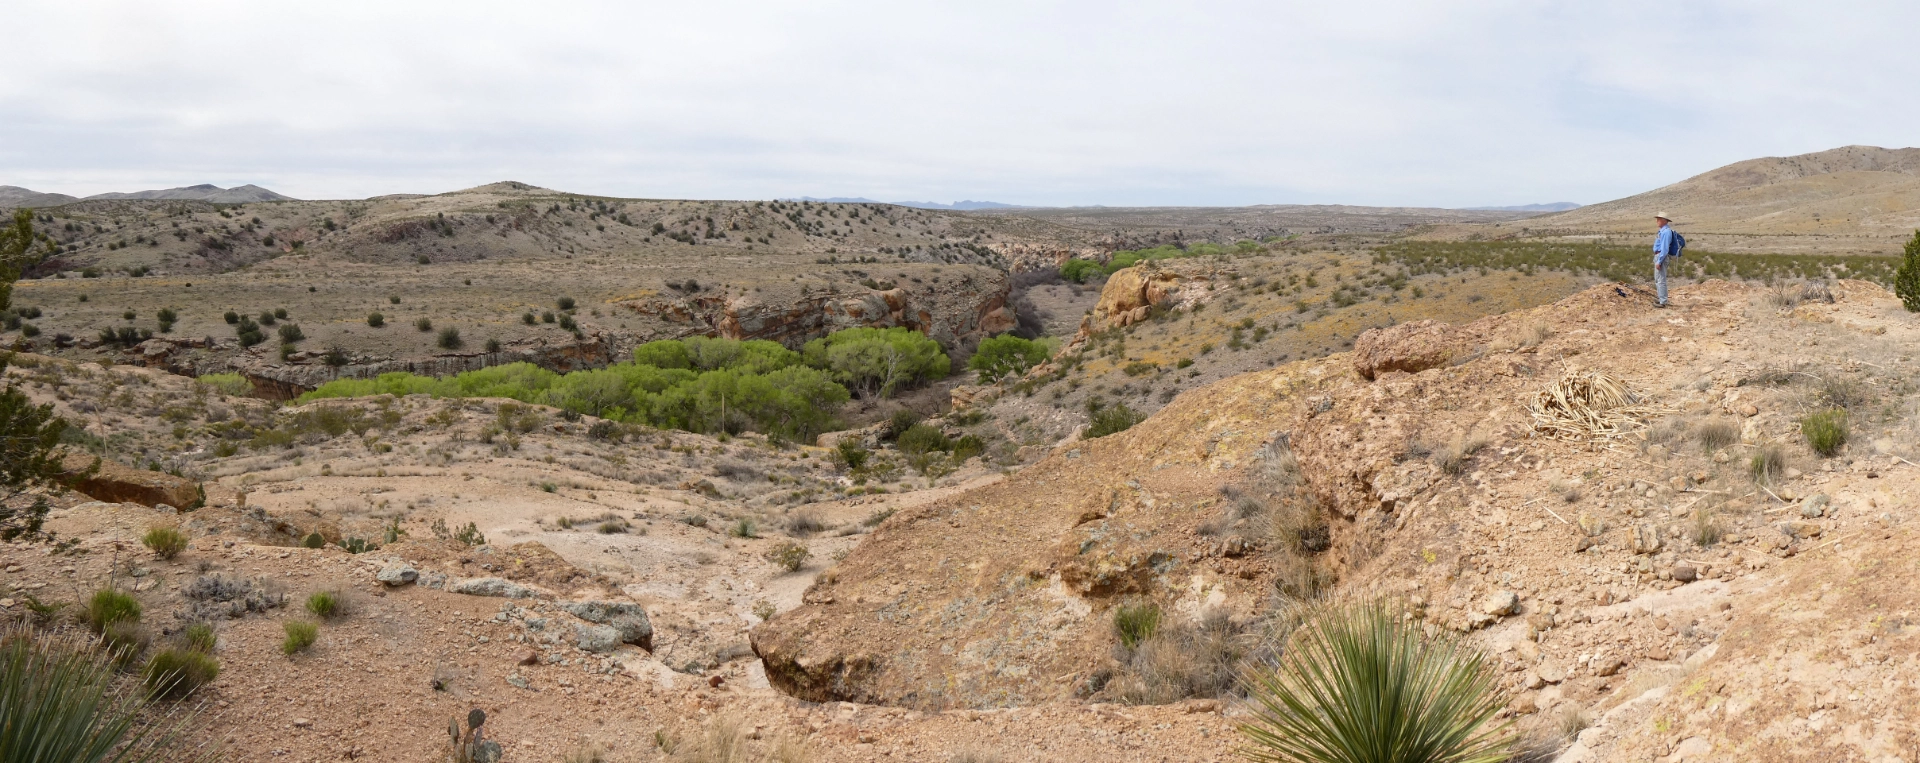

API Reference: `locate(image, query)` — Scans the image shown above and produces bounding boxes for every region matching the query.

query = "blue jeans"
[1654,259,1668,305]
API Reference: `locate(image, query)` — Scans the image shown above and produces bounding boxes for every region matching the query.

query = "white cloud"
[2,0,1915,206]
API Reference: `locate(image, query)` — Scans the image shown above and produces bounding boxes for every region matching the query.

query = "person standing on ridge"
[1651,213,1682,308]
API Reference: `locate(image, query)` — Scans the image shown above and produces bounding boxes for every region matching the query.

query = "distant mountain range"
[1461,202,1582,212]
[783,197,1022,211]
[0,183,296,207]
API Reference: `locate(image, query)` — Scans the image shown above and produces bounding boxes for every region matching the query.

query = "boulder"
[59,452,201,509]
[1482,590,1520,617]
[1352,320,1462,381]
[376,565,419,586]
[556,600,653,650]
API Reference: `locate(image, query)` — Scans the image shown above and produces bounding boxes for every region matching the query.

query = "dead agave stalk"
[1527,371,1668,441]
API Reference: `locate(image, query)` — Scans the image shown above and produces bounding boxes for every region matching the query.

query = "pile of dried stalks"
[1528,371,1665,440]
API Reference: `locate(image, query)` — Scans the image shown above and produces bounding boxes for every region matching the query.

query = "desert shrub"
[728,518,757,538]
[557,296,576,311]
[969,334,1051,383]
[1239,602,1510,763]
[1801,409,1848,456]
[1819,376,1869,410]
[305,591,342,619]
[366,311,384,327]
[1113,601,1162,651]
[276,323,304,343]
[437,327,463,349]
[281,621,318,655]
[196,373,251,396]
[85,589,141,634]
[142,648,219,700]
[141,525,187,560]
[1896,229,1920,312]
[0,627,211,762]
[1083,399,1144,439]
[256,310,275,326]
[762,540,810,572]
[415,317,432,332]
[951,434,986,462]
[834,439,870,470]
[1690,507,1723,547]
[896,423,950,455]
[182,574,284,619]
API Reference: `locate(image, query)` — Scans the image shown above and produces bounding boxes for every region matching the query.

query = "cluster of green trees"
[1059,241,1261,283]
[301,328,949,441]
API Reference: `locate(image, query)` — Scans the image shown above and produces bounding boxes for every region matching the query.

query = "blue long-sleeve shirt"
[1653,225,1677,265]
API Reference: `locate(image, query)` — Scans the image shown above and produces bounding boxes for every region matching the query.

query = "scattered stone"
[448,577,540,599]
[1646,646,1671,661]
[506,674,531,690]
[556,601,654,650]
[292,718,313,729]
[515,650,538,666]
[1537,662,1566,684]
[1181,699,1222,714]
[1799,494,1829,519]
[1781,521,1822,539]
[376,565,419,586]
[1738,403,1758,417]
[1630,524,1663,554]
[1482,590,1519,617]
[708,675,726,688]
[1592,657,1626,677]
[1671,564,1698,583]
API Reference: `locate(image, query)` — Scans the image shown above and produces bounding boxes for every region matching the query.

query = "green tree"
[969,334,1051,383]
[1,209,51,312]
[1,353,80,543]
[801,327,949,398]
[1895,229,1920,312]
[1059,258,1102,284]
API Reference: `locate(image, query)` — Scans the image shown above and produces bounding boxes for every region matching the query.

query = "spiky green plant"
[0,627,212,762]
[1238,602,1510,763]
[84,590,141,634]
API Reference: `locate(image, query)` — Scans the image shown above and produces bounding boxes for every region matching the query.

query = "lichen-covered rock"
[376,565,419,586]
[448,577,541,599]
[573,623,623,653]
[59,451,201,509]
[1352,320,1462,380]
[556,600,653,650]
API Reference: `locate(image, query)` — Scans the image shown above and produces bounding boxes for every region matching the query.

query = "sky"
[2,1,1916,208]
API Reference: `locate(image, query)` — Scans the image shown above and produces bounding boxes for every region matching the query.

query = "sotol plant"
[0,627,213,762]
[1239,602,1510,763]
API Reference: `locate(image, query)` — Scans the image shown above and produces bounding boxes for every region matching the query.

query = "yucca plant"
[0,627,213,762]
[1239,602,1510,763]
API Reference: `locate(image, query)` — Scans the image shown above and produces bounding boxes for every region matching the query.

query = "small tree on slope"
[1896,229,1920,313]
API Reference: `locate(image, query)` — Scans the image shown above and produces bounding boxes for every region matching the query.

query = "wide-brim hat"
[1654,212,1673,221]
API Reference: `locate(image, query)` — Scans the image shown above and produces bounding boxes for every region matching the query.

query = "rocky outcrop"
[556,600,653,650]
[1351,319,1466,380]
[58,452,201,509]
[1083,266,1185,333]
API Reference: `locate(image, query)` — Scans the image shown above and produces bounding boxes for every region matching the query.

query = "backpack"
[1669,231,1686,258]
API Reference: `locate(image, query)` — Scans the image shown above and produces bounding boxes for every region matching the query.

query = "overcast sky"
[2,1,1914,207]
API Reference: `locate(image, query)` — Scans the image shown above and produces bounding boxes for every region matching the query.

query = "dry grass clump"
[1690,506,1724,547]
[1528,371,1664,440]
[1113,611,1247,704]
[1693,418,1739,452]
[1750,443,1787,484]
[1517,322,1552,349]
[1431,433,1489,476]
[672,716,749,763]
[281,621,318,655]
